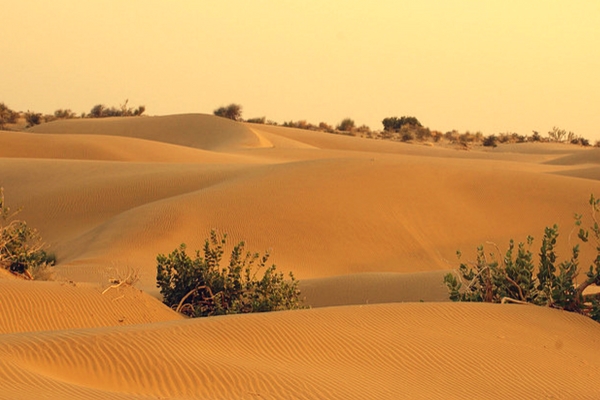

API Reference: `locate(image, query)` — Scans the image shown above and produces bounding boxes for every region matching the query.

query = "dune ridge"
[27,114,269,151]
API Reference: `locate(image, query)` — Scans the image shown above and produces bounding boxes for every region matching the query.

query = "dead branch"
[501,297,532,306]
[102,279,126,294]
[505,275,526,301]
[175,285,218,313]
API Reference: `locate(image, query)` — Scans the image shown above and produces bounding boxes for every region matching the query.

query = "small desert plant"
[482,135,498,147]
[444,195,600,322]
[382,116,422,132]
[496,132,526,144]
[444,130,460,143]
[246,116,266,124]
[336,118,355,132]
[213,103,242,121]
[0,102,20,129]
[570,136,590,146]
[87,100,145,118]
[88,104,105,118]
[548,126,570,143]
[156,231,302,317]
[399,128,414,142]
[54,109,77,119]
[318,122,334,132]
[24,111,43,127]
[531,130,543,142]
[0,188,55,279]
[133,105,146,116]
[355,124,372,135]
[283,120,316,130]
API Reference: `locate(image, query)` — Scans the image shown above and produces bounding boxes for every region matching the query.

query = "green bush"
[336,118,355,132]
[54,109,77,119]
[0,188,55,279]
[444,195,600,322]
[571,136,590,146]
[382,116,422,131]
[283,120,316,130]
[531,130,543,142]
[318,122,334,132]
[213,103,242,121]
[0,102,20,129]
[87,100,145,118]
[400,128,414,142]
[246,116,266,124]
[156,231,303,317]
[482,135,498,147]
[24,111,43,127]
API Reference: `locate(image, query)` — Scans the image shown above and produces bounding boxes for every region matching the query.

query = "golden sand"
[1,114,598,398]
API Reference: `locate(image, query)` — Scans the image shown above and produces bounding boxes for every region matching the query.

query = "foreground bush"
[0,188,55,279]
[444,195,600,322]
[156,231,302,317]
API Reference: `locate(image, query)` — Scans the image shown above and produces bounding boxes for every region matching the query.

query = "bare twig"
[501,297,532,305]
[102,268,140,294]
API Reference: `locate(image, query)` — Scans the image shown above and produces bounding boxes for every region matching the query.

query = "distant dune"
[1,114,599,398]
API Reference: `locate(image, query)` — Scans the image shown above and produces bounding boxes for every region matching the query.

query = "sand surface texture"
[1,114,599,398]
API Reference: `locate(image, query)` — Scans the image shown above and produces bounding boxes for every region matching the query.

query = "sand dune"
[1,114,600,399]
[27,114,269,151]
[0,130,261,164]
[1,303,598,399]
[0,280,183,335]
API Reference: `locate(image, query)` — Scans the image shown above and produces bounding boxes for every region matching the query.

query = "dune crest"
[27,114,271,151]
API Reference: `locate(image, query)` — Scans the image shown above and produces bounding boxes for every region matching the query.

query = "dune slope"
[0,280,183,335]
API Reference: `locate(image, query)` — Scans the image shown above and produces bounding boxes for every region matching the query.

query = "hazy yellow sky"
[2,1,599,140]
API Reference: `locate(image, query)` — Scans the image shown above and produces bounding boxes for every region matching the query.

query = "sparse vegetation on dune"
[213,103,243,121]
[3,98,597,147]
[0,103,20,130]
[0,100,146,130]
[230,104,594,148]
[156,230,303,317]
[445,195,600,322]
[246,116,266,124]
[24,111,43,127]
[336,118,356,133]
[0,188,55,280]
[86,99,145,118]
